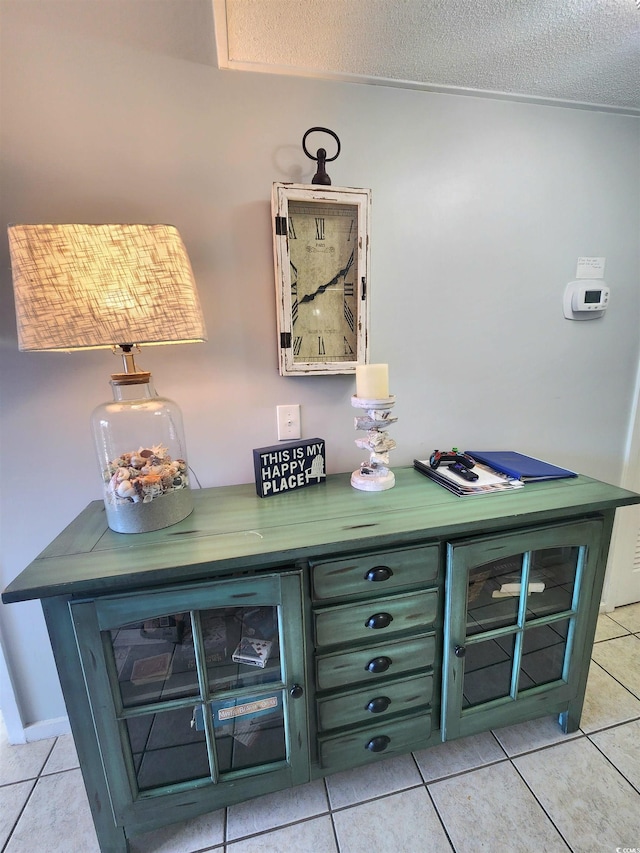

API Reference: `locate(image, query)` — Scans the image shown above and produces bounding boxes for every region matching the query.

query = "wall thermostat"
[563,281,610,320]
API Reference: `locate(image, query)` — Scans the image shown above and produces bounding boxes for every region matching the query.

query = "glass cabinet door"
[70,572,308,825]
[111,604,286,790]
[442,520,603,740]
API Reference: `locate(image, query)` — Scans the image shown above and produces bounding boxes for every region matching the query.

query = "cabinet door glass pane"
[202,693,287,773]
[125,706,209,791]
[519,618,570,690]
[202,606,281,693]
[525,548,578,621]
[463,635,524,708]
[466,557,522,636]
[111,613,198,709]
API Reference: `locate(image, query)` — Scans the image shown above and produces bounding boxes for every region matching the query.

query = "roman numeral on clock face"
[344,280,354,298]
[293,336,302,355]
[344,301,355,332]
[343,337,354,355]
[315,218,325,240]
[288,219,297,240]
[292,299,299,324]
[318,336,326,355]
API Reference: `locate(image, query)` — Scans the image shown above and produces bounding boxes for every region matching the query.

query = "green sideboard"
[4,468,639,852]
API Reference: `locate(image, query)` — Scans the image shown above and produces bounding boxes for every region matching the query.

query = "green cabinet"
[4,468,639,853]
[442,520,604,739]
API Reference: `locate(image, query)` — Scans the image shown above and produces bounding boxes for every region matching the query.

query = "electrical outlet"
[277,405,301,441]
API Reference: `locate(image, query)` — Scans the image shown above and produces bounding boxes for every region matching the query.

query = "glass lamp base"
[92,371,194,534]
[105,487,193,534]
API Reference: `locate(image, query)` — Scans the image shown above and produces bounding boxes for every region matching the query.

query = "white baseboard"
[22,716,71,743]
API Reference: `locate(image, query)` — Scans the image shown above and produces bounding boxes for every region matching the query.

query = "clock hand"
[300,250,354,304]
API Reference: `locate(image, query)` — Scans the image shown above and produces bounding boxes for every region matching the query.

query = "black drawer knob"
[365,735,391,753]
[289,684,304,699]
[365,696,391,714]
[364,566,393,583]
[454,645,466,659]
[365,656,392,674]
[365,612,393,630]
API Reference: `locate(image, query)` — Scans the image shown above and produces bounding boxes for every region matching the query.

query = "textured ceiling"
[213,0,640,114]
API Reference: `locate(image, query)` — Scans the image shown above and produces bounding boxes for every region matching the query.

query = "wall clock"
[272,182,371,376]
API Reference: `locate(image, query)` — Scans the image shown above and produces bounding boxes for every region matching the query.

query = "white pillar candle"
[356,363,389,399]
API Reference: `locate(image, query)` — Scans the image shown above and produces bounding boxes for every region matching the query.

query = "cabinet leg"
[94,825,128,853]
[558,708,579,734]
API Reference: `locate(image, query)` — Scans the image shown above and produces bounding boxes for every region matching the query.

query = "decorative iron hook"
[302,127,341,185]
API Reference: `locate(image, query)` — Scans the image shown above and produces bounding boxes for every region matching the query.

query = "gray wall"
[1,0,639,728]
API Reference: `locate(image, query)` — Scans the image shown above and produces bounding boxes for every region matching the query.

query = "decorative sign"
[253,438,326,498]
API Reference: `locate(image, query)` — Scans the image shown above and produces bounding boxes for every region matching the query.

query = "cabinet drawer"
[314,589,438,649]
[311,545,439,602]
[317,672,433,732]
[318,711,432,771]
[316,632,436,692]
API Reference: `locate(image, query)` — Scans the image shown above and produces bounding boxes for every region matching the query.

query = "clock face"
[287,201,359,364]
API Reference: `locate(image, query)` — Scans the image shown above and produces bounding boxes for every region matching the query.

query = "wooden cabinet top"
[4,468,639,604]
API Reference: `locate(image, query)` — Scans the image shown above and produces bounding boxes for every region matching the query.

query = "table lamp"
[7,223,207,533]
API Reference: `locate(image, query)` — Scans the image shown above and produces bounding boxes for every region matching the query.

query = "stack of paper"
[413,459,524,496]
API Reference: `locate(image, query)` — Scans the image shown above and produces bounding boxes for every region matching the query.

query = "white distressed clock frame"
[272,183,371,376]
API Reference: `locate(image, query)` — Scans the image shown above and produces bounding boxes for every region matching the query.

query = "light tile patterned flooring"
[1,603,640,853]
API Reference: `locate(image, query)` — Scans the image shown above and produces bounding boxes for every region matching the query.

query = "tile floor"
[2,602,640,853]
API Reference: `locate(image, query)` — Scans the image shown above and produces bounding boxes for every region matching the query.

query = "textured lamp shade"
[7,223,207,351]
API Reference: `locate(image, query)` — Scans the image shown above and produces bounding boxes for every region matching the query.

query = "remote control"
[429,449,476,470]
[448,462,479,481]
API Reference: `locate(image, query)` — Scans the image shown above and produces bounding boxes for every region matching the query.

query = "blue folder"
[465,451,577,482]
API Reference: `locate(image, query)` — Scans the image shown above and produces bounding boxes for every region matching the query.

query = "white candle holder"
[351,395,397,491]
